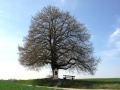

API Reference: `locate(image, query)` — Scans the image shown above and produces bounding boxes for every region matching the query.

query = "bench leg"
[63,77,66,80]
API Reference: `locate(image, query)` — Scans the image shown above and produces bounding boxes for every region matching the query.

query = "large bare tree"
[18,6,100,79]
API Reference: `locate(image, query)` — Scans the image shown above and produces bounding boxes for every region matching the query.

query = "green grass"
[0,80,60,90]
[18,78,120,89]
[3,78,120,89]
[61,78,120,89]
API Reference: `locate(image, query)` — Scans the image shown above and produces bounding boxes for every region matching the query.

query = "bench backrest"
[63,75,75,77]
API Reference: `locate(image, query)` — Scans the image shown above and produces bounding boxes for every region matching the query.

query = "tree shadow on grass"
[32,78,120,89]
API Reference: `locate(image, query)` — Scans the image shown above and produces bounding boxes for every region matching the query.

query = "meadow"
[18,78,120,89]
[0,78,120,89]
[0,80,60,90]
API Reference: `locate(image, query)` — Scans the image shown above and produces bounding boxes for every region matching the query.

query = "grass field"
[1,78,120,89]
[18,78,120,89]
[0,80,60,90]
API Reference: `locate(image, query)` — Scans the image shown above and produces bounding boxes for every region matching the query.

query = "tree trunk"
[53,68,59,80]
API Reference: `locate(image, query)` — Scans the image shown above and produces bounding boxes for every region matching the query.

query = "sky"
[0,0,120,80]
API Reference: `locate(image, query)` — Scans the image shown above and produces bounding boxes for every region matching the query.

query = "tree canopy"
[18,6,100,77]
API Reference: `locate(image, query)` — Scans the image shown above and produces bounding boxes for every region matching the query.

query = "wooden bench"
[63,75,75,80]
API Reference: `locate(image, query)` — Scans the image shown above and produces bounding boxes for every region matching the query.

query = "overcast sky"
[0,0,120,79]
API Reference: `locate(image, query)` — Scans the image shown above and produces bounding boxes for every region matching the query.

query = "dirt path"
[27,85,110,90]
[46,86,110,90]
[27,85,83,90]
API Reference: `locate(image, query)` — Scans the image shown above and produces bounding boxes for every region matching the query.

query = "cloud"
[52,0,65,4]
[0,14,15,20]
[110,28,120,44]
[0,11,16,21]
[103,28,120,60]
[60,0,65,3]
[109,28,120,49]
[103,49,120,59]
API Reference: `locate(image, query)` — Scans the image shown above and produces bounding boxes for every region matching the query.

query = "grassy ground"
[1,78,120,89]
[18,78,120,89]
[0,80,61,90]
